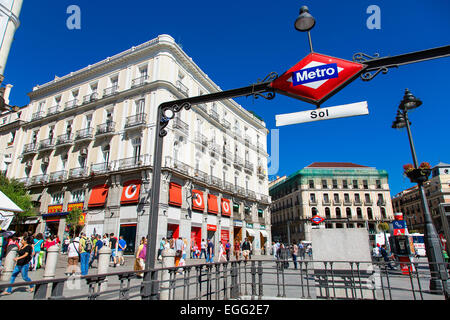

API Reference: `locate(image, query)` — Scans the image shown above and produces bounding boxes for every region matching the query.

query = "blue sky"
[4,0,450,195]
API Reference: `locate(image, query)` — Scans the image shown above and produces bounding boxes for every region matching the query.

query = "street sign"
[270,52,366,106]
[393,220,407,236]
[311,215,325,224]
[276,101,368,127]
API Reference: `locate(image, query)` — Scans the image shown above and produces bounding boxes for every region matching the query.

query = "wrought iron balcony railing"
[69,167,88,179]
[364,199,373,206]
[246,190,256,199]
[193,169,209,184]
[83,92,98,104]
[96,122,116,136]
[210,176,223,189]
[116,154,151,171]
[91,162,110,174]
[56,134,74,146]
[209,110,220,122]
[49,170,67,183]
[125,113,147,129]
[244,160,254,172]
[195,132,208,146]
[221,118,231,129]
[233,155,244,167]
[23,143,38,155]
[30,174,48,185]
[223,181,234,193]
[75,128,94,141]
[172,117,189,135]
[104,85,119,97]
[31,111,45,121]
[333,199,342,205]
[196,103,207,113]
[47,105,60,116]
[235,186,246,196]
[65,99,78,111]
[176,80,189,96]
[38,138,55,151]
[131,75,149,87]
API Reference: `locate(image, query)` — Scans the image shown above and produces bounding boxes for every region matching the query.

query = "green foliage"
[0,175,37,223]
[65,207,83,237]
[378,222,390,232]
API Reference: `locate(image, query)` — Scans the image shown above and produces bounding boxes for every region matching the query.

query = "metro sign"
[311,215,325,224]
[271,53,367,106]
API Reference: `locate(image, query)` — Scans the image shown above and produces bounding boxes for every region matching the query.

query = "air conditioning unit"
[80,148,88,156]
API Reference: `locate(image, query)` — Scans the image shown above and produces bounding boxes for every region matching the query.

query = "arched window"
[381,207,387,219]
[367,207,373,220]
[357,207,363,219]
[346,207,352,218]
[325,207,331,219]
[336,207,341,219]
[311,207,318,216]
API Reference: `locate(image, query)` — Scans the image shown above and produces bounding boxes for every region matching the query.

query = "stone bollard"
[43,245,60,279]
[98,246,111,292]
[160,248,176,300]
[1,247,18,282]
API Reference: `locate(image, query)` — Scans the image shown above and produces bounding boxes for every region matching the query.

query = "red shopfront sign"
[221,198,231,216]
[221,230,230,243]
[48,205,63,214]
[192,190,205,211]
[67,203,84,212]
[207,224,217,232]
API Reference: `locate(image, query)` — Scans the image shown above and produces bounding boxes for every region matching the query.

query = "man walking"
[291,241,298,270]
[200,239,207,259]
[89,235,103,268]
[225,240,231,261]
[241,238,251,261]
[79,233,92,276]
[117,236,127,266]
[206,239,214,263]
[109,233,118,267]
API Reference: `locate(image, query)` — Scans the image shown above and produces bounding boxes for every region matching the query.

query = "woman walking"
[32,233,44,271]
[1,236,34,295]
[218,241,227,262]
[234,239,240,260]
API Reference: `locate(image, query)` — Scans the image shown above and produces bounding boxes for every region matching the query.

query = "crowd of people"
[271,240,313,269]
[0,231,128,296]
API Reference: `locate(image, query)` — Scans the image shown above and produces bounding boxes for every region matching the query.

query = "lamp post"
[294,5,316,53]
[392,89,449,297]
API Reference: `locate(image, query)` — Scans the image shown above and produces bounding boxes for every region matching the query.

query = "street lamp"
[392,89,449,297]
[294,5,315,53]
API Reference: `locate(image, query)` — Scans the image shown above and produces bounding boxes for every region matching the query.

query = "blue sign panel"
[393,220,407,230]
[292,63,339,86]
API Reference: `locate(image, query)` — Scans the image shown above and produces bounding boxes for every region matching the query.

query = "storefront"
[44,205,65,237]
[191,226,202,248]
[207,224,217,245]
[119,223,137,255]
[259,225,269,255]
[245,223,256,247]
[167,223,179,239]
[233,220,243,243]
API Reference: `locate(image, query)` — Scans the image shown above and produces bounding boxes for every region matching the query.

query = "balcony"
[322,199,331,205]
[23,143,38,156]
[83,92,98,104]
[210,176,223,189]
[68,167,88,179]
[176,80,189,96]
[172,117,189,136]
[47,105,60,116]
[209,142,220,156]
[233,155,244,168]
[38,138,56,152]
[259,194,270,204]
[244,134,252,146]
[377,200,386,206]
[223,181,234,193]
[65,99,79,111]
[343,199,353,206]
[332,199,342,206]
[125,113,147,129]
[235,186,246,197]
[221,118,231,129]
[257,166,265,180]
[96,122,116,137]
[354,199,362,206]
[246,190,256,200]
[209,110,220,123]
[49,170,67,183]
[195,132,208,146]
[131,75,149,88]
[196,103,207,113]
[193,169,209,184]
[75,128,94,142]
[116,154,151,171]
[244,160,254,173]
[17,177,31,186]
[364,199,373,206]
[165,157,191,176]
[91,162,110,175]
[103,85,119,97]
[30,174,48,185]
[31,111,45,121]
[56,134,74,147]
[309,199,318,206]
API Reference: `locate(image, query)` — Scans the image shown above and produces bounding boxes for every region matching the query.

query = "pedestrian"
[306,244,312,259]
[291,241,298,270]
[217,241,227,262]
[117,236,127,266]
[193,242,199,259]
[372,244,381,262]
[1,236,34,295]
[89,234,103,268]
[380,245,395,270]
[298,242,305,260]
[135,238,147,278]
[109,233,118,267]
[158,237,166,261]
[206,239,215,263]
[174,237,184,267]
[200,239,207,259]
[234,239,240,260]
[241,238,251,261]
[62,236,70,254]
[66,236,80,276]
[32,233,44,271]
[79,233,92,276]
[102,233,109,247]
[225,240,231,261]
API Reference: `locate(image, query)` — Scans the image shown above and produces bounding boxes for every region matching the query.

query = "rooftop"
[306,162,369,168]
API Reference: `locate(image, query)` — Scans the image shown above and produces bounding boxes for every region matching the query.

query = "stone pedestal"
[43,245,60,279]
[1,247,18,281]
[98,246,111,292]
[160,248,175,300]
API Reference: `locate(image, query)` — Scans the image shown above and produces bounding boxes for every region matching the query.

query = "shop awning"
[246,229,256,237]
[169,182,182,207]
[260,230,269,238]
[23,218,40,225]
[88,184,109,208]
[192,190,204,211]
[207,194,218,214]
[221,198,231,216]
[121,180,141,204]
[0,190,23,213]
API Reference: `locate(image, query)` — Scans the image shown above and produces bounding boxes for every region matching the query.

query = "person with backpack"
[89,235,103,268]
[32,233,44,271]
[79,233,91,276]
[66,237,80,276]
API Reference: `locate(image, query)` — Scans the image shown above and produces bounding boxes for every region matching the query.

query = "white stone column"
[159,248,175,300]
[43,245,60,279]
[1,247,18,281]
[98,246,111,291]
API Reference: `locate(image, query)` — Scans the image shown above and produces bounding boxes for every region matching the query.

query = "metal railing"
[30,174,49,185]
[172,117,189,135]
[195,132,208,146]
[38,138,55,151]
[104,85,119,97]
[193,169,209,184]
[49,170,67,183]
[83,92,98,104]
[1,257,447,300]
[96,122,116,136]
[65,99,78,111]
[47,105,60,116]
[125,113,147,128]
[176,80,189,96]
[23,143,37,154]
[115,154,151,170]
[131,75,148,87]
[31,111,45,121]
[209,110,220,122]
[91,162,110,174]
[69,167,88,179]
[75,128,94,141]
[56,134,74,146]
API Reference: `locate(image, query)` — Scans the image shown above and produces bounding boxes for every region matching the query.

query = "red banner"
[48,205,63,213]
[67,202,84,212]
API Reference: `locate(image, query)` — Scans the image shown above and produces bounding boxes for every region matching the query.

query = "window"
[133,138,141,161]
[336,208,341,219]
[136,99,145,115]
[102,145,110,163]
[323,193,329,203]
[51,192,64,204]
[343,180,348,189]
[367,208,373,220]
[309,180,314,188]
[365,193,371,203]
[85,115,92,129]
[357,207,363,219]
[333,194,340,202]
[363,180,368,189]
[346,207,352,218]
[66,121,73,136]
[353,180,358,189]
[322,179,328,189]
[48,126,55,140]
[376,180,382,189]
[71,190,84,203]
[332,179,338,189]
[355,193,361,203]
[325,207,331,219]
[310,193,316,202]
[344,193,350,203]
[61,153,68,170]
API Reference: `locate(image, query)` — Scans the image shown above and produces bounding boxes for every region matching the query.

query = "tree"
[0,175,37,225]
[378,222,391,251]
[65,207,83,238]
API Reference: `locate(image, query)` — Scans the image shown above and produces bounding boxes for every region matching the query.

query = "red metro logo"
[271,53,366,106]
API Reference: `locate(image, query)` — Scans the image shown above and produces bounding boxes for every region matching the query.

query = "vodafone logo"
[222,201,230,213]
[124,184,138,199]
[194,192,203,207]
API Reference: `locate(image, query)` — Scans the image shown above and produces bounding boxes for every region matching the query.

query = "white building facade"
[7,34,272,255]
